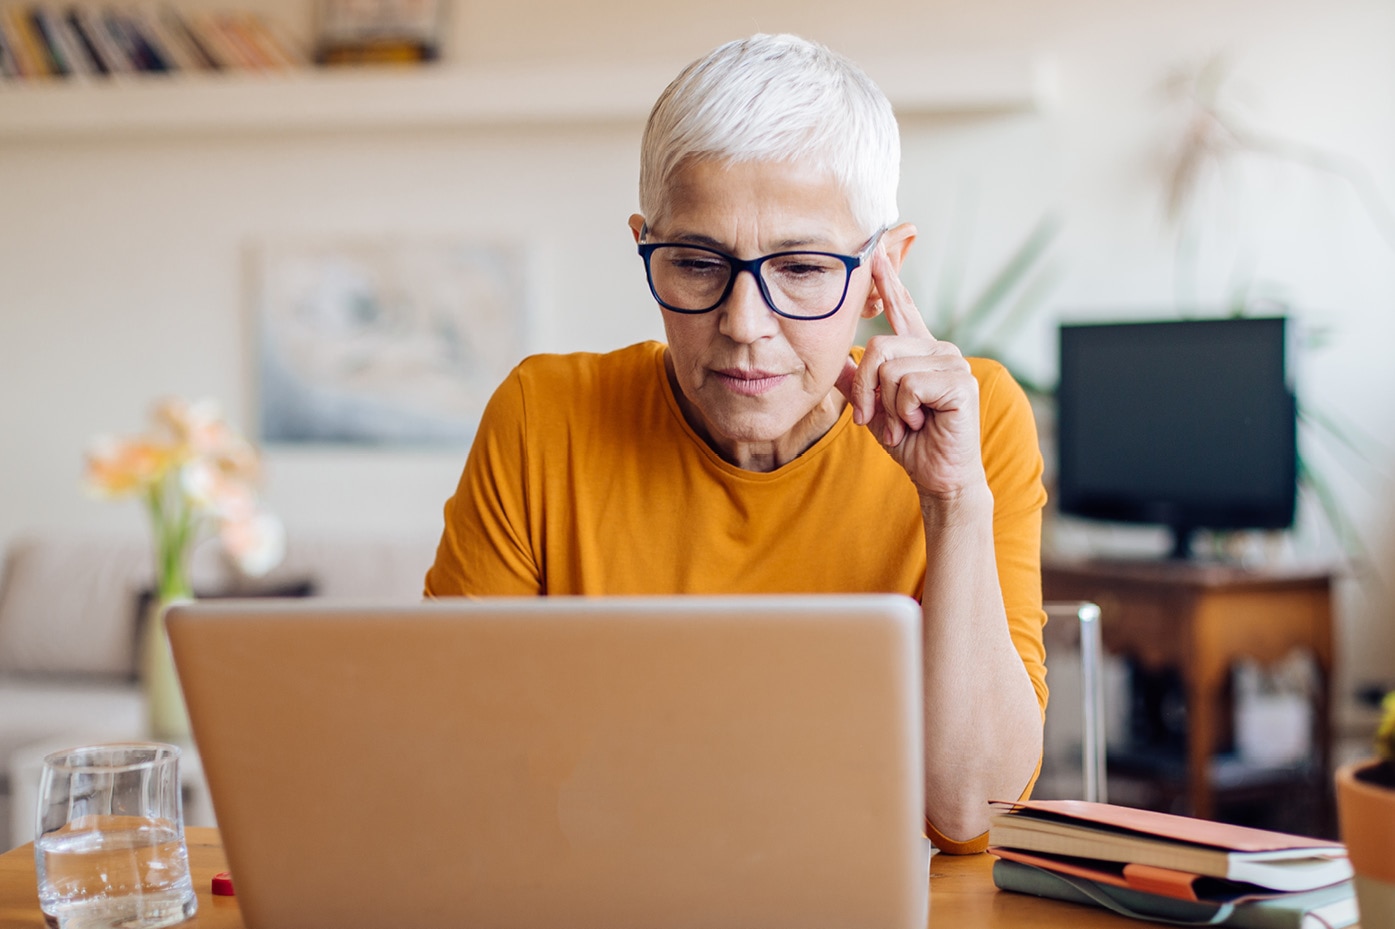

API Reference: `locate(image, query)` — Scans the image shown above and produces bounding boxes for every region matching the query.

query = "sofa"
[0,528,439,849]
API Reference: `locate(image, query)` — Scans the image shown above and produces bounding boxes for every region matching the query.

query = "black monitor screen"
[1056,317,1297,558]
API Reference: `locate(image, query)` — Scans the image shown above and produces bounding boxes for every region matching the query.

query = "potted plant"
[1335,691,1395,929]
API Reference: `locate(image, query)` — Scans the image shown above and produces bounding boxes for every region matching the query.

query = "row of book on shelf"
[988,799,1356,928]
[0,4,307,81]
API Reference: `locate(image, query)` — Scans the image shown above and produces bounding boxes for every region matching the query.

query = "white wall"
[3,0,1393,714]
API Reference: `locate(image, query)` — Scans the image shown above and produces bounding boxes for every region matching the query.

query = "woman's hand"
[836,247,987,501]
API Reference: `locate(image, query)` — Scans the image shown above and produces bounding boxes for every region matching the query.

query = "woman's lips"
[713,368,787,396]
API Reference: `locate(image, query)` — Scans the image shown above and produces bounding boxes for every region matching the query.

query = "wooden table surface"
[0,827,1144,928]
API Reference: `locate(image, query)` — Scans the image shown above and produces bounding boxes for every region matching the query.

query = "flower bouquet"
[84,397,284,737]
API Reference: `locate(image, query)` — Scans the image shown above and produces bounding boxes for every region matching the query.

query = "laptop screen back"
[168,595,928,929]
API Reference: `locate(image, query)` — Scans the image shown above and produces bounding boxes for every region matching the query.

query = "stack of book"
[988,800,1356,928]
[0,4,306,81]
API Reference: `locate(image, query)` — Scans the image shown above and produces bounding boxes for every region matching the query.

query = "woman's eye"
[671,258,726,275]
[772,259,834,278]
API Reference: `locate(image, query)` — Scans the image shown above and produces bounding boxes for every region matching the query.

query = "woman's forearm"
[918,483,1043,843]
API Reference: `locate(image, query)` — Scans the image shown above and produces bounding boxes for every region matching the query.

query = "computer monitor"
[1055,316,1298,559]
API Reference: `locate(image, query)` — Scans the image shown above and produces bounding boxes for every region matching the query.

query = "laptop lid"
[167,595,929,929]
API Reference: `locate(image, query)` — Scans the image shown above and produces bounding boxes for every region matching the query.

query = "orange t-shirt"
[425,340,1048,852]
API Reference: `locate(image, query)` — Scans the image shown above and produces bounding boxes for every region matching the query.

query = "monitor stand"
[1167,525,1196,561]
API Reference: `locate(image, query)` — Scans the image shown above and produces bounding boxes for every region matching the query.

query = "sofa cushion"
[0,530,438,680]
[0,532,249,679]
[270,533,437,600]
[0,677,145,773]
[0,534,152,678]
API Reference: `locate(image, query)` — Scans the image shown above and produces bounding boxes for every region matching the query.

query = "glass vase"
[141,588,193,741]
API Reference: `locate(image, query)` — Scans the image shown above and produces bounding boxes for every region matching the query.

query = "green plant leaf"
[1296,457,1368,567]
[1299,404,1389,472]
[956,213,1063,348]
[974,262,1064,360]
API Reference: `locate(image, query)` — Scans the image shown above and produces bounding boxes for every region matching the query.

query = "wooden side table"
[1042,560,1335,825]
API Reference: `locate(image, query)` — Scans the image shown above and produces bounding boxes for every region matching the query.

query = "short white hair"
[639,34,901,236]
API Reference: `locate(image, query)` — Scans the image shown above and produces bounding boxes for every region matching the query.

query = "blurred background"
[1,0,1391,792]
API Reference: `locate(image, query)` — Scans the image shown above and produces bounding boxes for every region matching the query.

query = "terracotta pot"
[1335,760,1395,929]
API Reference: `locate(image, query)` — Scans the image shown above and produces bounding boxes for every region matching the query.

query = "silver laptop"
[167,595,930,929]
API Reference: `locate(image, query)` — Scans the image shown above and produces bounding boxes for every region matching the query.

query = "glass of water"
[34,743,198,929]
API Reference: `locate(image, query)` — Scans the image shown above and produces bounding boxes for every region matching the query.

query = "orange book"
[185,11,245,70]
[2,6,50,77]
[258,14,307,67]
[992,847,1334,904]
[233,13,296,70]
[214,12,270,70]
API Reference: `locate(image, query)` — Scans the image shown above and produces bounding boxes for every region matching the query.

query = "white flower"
[219,510,286,578]
[86,396,284,587]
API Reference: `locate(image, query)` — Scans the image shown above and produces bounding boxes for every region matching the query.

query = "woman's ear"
[860,222,918,319]
[628,214,646,244]
[882,222,917,273]
[860,291,886,320]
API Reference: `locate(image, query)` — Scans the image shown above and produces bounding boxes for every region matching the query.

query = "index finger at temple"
[872,249,933,341]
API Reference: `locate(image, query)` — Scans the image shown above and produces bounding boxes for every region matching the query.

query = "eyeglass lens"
[647,247,852,318]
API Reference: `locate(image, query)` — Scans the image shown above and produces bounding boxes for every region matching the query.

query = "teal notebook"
[992,858,1357,929]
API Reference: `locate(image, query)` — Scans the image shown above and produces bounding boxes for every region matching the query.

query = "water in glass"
[34,744,197,929]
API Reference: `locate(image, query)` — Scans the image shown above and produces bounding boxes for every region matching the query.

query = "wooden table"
[1043,559,1335,825]
[0,828,1148,929]
[1,829,239,929]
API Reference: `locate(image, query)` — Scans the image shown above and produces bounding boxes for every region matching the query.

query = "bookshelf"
[0,52,1052,140]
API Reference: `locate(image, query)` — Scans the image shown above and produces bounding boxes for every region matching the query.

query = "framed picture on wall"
[250,235,530,446]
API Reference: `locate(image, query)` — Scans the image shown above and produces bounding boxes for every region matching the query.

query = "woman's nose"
[718,269,780,342]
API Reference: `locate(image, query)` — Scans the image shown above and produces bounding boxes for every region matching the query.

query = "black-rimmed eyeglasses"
[638,227,886,321]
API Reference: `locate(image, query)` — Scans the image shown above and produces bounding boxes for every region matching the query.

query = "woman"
[426,33,1047,853]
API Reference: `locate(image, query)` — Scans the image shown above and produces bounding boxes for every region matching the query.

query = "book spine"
[257,13,307,68]
[3,6,51,77]
[0,15,20,80]
[234,12,294,70]
[117,9,173,72]
[130,7,195,72]
[185,11,245,70]
[213,12,267,70]
[28,8,69,76]
[64,7,109,76]
[159,8,220,71]
[100,10,149,72]
[992,859,1321,929]
[39,6,98,79]
[73,7,132,76]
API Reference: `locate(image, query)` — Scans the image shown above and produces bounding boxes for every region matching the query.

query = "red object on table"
[212,871,236,896]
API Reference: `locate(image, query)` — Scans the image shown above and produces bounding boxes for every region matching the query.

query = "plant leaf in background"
[1161,54,1395,259]
[1377,692,1395,764]
[1157,54,1395,575]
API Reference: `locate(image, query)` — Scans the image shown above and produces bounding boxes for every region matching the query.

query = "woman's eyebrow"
[659,231,835,251]
[665,232,728,248]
